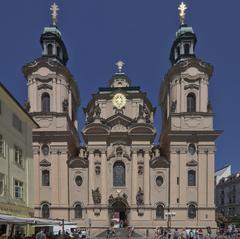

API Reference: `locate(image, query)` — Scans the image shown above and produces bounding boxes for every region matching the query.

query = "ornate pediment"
[37,84,53,90]
[128,124,156,143]
[106,113,132,127]
[83,123,110,135]
[150,156,169,168]
[39,159,51,167]
[111,123,127,133]
[67,157,88,168]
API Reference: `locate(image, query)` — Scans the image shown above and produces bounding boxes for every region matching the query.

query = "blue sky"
[0,1,239,172]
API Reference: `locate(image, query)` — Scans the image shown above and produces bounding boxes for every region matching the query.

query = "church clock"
[112,93,127,109]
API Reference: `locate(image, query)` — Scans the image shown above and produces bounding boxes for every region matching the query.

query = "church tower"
[22,3,80,220]
[160,3,222,228]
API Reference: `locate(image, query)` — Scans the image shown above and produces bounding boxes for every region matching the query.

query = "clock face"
[112,93,127,109]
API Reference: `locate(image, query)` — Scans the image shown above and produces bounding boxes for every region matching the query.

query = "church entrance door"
[110,200,128,228]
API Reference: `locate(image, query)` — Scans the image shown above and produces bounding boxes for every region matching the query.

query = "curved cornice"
[22,57,80,105]
[165,58,213,81]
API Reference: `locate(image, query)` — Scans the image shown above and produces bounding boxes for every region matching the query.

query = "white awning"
[0,214,76,226]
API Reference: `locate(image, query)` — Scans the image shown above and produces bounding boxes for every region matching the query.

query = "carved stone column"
[52,78,57,112]
[68,86,72,119]
[101,150,107,204]
[131,150,138,205]
[144,151,150,205]
[88,152,94,205]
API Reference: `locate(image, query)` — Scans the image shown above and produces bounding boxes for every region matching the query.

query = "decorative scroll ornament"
[178,2,187,25]
[50,2,59,26]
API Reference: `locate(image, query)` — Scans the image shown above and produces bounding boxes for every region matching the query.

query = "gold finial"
[50,2,59,26]
[115,60,125,73]
[178,2,187,25]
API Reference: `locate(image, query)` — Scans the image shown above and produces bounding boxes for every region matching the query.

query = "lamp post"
[88,218,91,239]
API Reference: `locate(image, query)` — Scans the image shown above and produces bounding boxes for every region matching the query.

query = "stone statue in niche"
[136,187,144,206]
[138,165,144,175]
[94,104,101,119]
[108,194,114,205]
[171,100,177,112]
[92,187,101,204]
[95,165,101,175]
[62,99,69,112]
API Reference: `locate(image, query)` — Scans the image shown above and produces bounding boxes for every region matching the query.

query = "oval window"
[156,176,164,187]
[75,176,83,186]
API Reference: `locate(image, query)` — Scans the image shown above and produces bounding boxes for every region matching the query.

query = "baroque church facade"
[22,2,221,232]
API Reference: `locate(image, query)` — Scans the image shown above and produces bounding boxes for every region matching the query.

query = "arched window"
[41,93,50,113]
[113,161,125,187]
[188,204,197,219]
[176,46,180,57]
[188,170,196,186]
[74,204,82,219]
[184,44,190,55]
[42,170,50,186]
[42,204,50,218]
[47,44,53,56]
[57,46,61,58]
[156,205,164,219]
[187,93,196,112]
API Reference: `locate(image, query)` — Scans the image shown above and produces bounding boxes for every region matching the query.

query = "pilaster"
[88,152,94,205]
[144,151,150,205]
[131,150,138,205]
[101,150,107,204]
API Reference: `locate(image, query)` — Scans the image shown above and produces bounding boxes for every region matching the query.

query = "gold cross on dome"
[50,2,59,26]
[115,60,125,73]
[178,2,187,25]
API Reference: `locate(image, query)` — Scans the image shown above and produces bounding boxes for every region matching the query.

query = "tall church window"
[187,93,196,112]
[0,173,5,196]
[42,204,50,218]
[184,43,190,55]
[176,46,180,58]
[47,44,53,56]
[42,170,50,186]
[41,93,50,113]
[113,161,125,187]
[0,135,5,157]
[74,204,82,219]
[188,204,197,219]
[156,205,164,219]
[188,170,196,186]
[57,46,61,58]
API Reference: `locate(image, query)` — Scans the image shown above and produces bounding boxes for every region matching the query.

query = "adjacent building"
[20,2,222,234]
[0,83,38,233]
[215,167,240,221]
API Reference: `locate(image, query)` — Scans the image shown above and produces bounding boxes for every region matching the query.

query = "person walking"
[35,230,47,239]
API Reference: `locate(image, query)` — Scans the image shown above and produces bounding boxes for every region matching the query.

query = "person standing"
[173,228,179,239]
